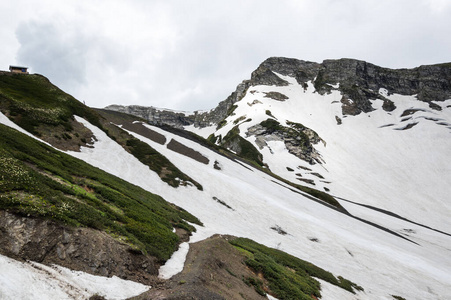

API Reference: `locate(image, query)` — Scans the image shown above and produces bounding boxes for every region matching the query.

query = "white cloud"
[1,0,450,110]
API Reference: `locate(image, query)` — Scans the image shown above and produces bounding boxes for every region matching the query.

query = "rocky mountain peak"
[250,57,321,86]
[106,57,451,125]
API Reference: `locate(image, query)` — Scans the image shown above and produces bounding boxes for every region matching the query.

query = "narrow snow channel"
[158,242,190,279]
[158,224,213,279]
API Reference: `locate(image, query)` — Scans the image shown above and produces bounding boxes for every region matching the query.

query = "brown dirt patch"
[34,118,96,151]
[121,122,167,145]
[167,139,209,165]
[133,235,269,300]
[0,210,159,285]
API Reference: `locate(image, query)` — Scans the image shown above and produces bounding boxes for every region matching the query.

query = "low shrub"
[230,237,363,299]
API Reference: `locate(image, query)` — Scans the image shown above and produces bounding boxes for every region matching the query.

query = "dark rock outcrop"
[106,58,451,124]
[258,57,451,115]
[0,211,158,284]
[105,105,195,129]
[247,120,325,165]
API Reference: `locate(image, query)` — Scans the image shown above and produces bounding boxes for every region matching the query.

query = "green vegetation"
[227,104,238,116]
[260,118,283,133]
[231,238,363,299]
[216,119,227,129]
[264,91,288,101]
[233,115,247,124]
[243,276,266,296]
[0,73,202,190]
[260,118,321,155]
[221,126,263,167]
[216,104,238,130]
[265,110,275,118]
[0,73,101,135]
[260,119,314,146]
[269,169,342,209]
[207,133,218,144]
[125,138,202,190]
[0,123,202,262]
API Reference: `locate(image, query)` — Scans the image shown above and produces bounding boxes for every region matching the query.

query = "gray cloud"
[16,21,88,87]
[5,0,451,111]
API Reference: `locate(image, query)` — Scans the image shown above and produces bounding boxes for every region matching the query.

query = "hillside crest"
[106,57,451,128]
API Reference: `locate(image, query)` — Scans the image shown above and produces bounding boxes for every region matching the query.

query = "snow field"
[204,73,451,233]
[2,79,451,299]
[121,121,450,299]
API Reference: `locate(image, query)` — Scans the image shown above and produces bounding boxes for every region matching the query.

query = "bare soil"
[0,210,160,284]
[132,235,270,300]
[0,212,273,299]
[121,122,167,145]
[166,138,210,165]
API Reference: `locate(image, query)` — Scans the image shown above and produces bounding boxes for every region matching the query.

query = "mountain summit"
[107,57,451,127]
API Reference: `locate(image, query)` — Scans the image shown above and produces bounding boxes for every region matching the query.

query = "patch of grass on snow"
[230,237,363,299]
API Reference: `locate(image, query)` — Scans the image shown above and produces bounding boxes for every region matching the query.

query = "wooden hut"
[9,66,29,74]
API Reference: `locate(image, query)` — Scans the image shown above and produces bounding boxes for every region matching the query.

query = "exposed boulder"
[247,119,324,165]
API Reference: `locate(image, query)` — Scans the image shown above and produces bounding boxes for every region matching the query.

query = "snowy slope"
[0,251,149,300]
[1,73,450,299]
[50,113,448,299]
[194,72,451,235]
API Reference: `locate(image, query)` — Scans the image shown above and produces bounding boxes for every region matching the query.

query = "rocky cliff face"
[104,58,451,167]
[0,211,158,284]
[105,80,250,129]
[106,58,451,126]
[255,57,451,115]
[247,120,325,165]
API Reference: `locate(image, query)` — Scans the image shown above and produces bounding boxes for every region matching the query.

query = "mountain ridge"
[106,57,451,128]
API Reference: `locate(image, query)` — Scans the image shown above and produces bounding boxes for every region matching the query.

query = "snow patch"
[0,254,150,300]
[158,242,190,279]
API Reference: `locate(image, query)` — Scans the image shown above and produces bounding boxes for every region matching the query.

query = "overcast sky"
[1,0,450,111]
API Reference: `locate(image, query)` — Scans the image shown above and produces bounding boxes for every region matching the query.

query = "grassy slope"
[0,73,102,134]
[0,123,201,262]
[0,73,204,261]
[231,238,363,299]
[94,109,203,190]
[0,72,202,190]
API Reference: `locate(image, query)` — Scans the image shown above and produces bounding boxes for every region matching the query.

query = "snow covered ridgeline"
[107,57,451,131]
